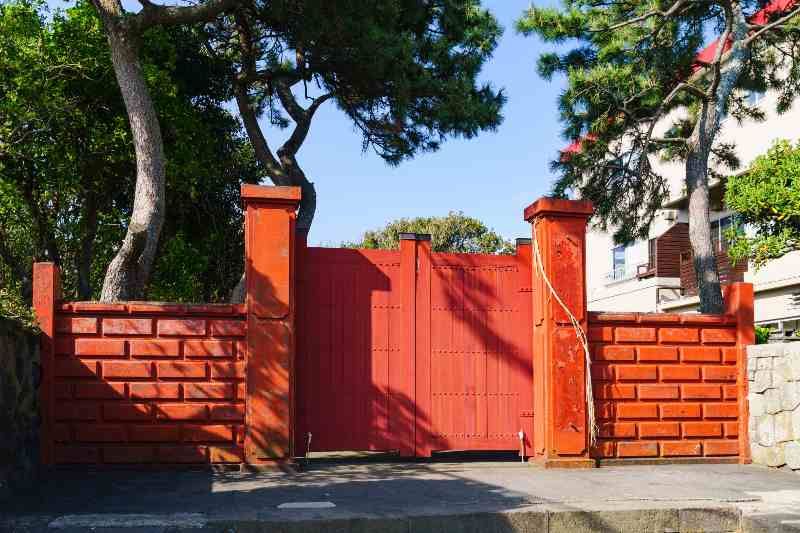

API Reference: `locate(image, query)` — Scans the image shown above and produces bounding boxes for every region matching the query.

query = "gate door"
[295,241,533,457]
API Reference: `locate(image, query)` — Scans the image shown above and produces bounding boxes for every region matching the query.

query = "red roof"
[561,0,796,154]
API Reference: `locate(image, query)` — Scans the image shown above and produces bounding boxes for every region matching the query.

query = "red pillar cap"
[524,197,593,221]
[241,184,301,205]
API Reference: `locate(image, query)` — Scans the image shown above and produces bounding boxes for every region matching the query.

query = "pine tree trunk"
[683,3,749,314]
[93,2,165,301]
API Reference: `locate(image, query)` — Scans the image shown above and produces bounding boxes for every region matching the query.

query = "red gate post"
[723,282,754,464]
[32,262,61,466]
[524,198,595,468]
[241,184,301,466]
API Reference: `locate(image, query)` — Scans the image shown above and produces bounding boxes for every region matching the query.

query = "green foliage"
[222,0,506,165]
[0,0,261,304]
[344,212,514,254]
[0,286,37,332]
[516,0,798,245]
[755,325,772,344]
[725,139,800,268]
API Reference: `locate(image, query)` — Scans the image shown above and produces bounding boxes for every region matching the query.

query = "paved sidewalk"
[2,461,800,532]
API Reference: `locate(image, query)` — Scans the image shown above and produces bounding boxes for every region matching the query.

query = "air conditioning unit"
[662,210,677,222]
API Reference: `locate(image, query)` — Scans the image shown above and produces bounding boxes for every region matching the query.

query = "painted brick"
[590,364,614,381]
[53,424,70,442]
[210,404,244,421]
[55,383,73,399]
[722,347,738,364]
[591,312,638,322]
[616,403,659,419]
[681,315,727,324]
[638,314,681,324]
[682,347,721,363]
[617,441,659,457]
[724,422,739,437]
[638,384,680,400]
[74,382,126,399]
[703,403,738,419]
[182,425,234,442]
[210,362,246,379]
[703,440,738,456]
[662,441,702,457]
[129,383,181,400]
[56,317,98,334]
[659,365,701,381]
[588,326,613,342]
[103,446,155,463]
[210,320,246,337]
[599,423,637,438]
[595,401,615,420]
[157,362,207,379]
[103,402,152,422]
[102,361,152,379]
[55,358,98,378]
[615,327,656,343]
[637,346,679,362]
[683,422,723,437]
[55,403,98,421]
[184,340,234,358]
[157,319,206,336]
[75,339,127,357]
[681,384,722,400]
[209,446,244,463]
[702,366,737,382]
[157,403,208,420]
[128,425,180,442]
[592,441,615,458]
[661,403,702,419]
[593,345,635,362]
[103,318,153,335]
[184,383,234,400]
[129,340,180,358]
[157,445,207,463]
[616,365,658,381]
[55,446,100,464]
[236,382,246,400]
[638,422,681,438]
[595,384,637,400]
[723,385,738,400]
[75,425,127,442]
[701,328,737,344]
[236,340,246,360]
[659,328,699,344]
[54,336,74,355]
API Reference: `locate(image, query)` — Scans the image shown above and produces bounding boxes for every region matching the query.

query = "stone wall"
[747,343,800,470]
[0,317,40,499]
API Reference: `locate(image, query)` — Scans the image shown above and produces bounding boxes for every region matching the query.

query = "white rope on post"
[531,218,598,447]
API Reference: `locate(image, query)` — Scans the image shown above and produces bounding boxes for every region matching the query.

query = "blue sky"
[282,1,569,246]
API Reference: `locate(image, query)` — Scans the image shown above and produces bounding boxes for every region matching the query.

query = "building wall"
[585,92,800,324]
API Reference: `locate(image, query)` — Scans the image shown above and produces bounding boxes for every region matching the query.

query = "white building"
[585,86,800,337]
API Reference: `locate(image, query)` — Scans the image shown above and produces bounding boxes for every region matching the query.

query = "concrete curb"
[2,504,748,532]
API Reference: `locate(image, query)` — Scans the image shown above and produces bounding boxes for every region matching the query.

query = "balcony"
[679,249,748,296]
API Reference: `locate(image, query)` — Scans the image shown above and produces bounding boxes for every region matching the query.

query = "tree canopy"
[0,0,260,317]
[517,0,800,312]
[344,212,514,255]
[725,139,800,268]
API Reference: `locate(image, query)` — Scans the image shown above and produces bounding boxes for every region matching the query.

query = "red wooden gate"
[294,237,533,457]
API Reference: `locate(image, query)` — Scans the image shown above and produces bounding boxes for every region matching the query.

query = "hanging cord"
[531,218,598,447]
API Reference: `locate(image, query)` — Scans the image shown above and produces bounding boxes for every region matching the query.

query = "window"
[610,245,626,281]
[648,239,656,270]
[711,215,738,251]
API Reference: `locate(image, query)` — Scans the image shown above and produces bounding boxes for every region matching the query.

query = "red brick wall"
[589,312,741,460]
[51,303,246,465]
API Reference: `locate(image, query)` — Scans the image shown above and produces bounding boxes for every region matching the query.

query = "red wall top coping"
[523,197,594,221]
[57,302,246,317]
[589,311,737,326]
